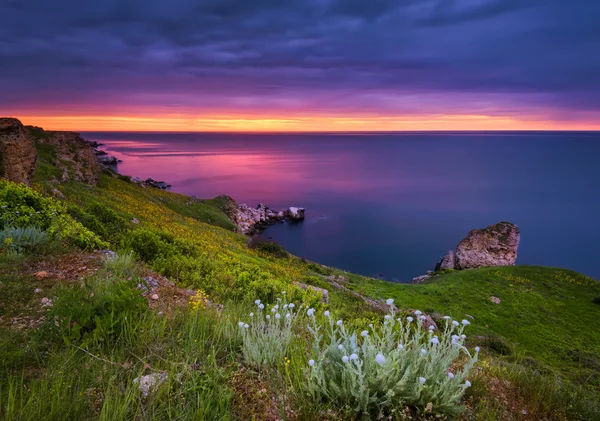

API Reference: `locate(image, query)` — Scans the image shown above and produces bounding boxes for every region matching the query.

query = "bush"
[123,229,198,263]
[0,226,49,253]
[305,303,479,417]
[0,180,56,230]
[247,236,288,258]
[103,251,138,278]
[49,276,147,344]
[237,294,302,365]
[67,202,130,245]
[47,213,108,250]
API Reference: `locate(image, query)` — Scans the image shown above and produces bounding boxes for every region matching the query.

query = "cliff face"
[0,118,102,186]
[29,128,101,184]
[0,118,37,185]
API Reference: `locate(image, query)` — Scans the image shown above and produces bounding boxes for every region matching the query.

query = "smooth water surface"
[82,131,600,281]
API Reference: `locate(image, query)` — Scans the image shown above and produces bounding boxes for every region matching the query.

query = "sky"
[1,0,599,131]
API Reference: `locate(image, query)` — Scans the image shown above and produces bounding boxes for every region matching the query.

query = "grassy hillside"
[0,144,598,420]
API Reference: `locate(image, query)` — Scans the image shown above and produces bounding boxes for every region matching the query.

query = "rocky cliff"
[0,118,37,184]
[454,221,520,269]
[415,221,520,283]
[0,118,106,186]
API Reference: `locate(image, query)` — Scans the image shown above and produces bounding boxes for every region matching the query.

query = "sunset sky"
[1,0,599,131]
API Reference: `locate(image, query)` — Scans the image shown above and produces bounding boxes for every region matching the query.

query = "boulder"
[97,154,117,166]
[0,118,37,184]
[285,207,305,220]
[455,222,520,269]
[435,250,456,271]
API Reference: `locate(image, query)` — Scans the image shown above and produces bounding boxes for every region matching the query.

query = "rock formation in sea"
[453,221,520,269]
[221,196,305,235]
[413,221,520,284]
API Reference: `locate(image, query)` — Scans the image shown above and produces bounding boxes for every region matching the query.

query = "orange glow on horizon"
[11,113,600,132]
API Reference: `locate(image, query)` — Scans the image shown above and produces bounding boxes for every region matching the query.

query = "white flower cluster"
[304,299,479,416]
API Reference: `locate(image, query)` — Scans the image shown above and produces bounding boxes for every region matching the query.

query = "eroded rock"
[455,222,520,269]
[0,118,37,184]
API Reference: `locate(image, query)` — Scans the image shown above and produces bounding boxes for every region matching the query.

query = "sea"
[81,131,600,282]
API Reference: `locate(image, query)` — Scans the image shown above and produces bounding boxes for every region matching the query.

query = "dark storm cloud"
[1,0,599,116]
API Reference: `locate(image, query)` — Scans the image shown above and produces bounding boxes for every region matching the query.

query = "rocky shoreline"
[222,199,305,235]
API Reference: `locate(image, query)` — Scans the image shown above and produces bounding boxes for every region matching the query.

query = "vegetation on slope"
[0,146,598,420]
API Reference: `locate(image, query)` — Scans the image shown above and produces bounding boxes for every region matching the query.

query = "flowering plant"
[238,294,303,365]
[304,300,479,417]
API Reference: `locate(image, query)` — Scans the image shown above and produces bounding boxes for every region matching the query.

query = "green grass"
[1,151,598,420]
[346,266,600,381]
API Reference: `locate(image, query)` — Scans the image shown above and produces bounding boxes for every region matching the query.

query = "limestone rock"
[284,207,305,221]
[133,373,168,398]
[220,196,306,235]
[455,222,520,269]
[0,118,37,184]
[436,250,456,271]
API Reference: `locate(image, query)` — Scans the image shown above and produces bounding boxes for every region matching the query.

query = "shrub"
[123,229,175,262]
[237,294,303,365]
[247,235,288,258]
[304,302,479,417]
[47,213,108,250]
[0,226,49,253]
[67,202,130,245]
[49,276,147,344]
[0,180,56,230]
[103,251,138,278]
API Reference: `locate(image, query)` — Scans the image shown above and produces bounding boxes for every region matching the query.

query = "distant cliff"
[0,118,101,185]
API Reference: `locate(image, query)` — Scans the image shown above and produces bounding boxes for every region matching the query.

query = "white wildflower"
[288,303,295,309]
[286,313,291,318]
[324,310,330,317]
[336,319,343,326]
[462,319,470,326]
[475,346,480,353]
[407,316,413,322]
[421,348,427,355]
[465,380,471,387]
[338,344,344,350]
[350,353,358,360]
[448,372,455,379]
[266,315,270,319]
[249,313,254,317]
[419,377,426,384]
[398,343,404,350]
[384,315,391,320]
[258,303,265,309]
[428,325,435,330]
[307,308,315,317]
[361,330,369,337]
[386,298,394,305]
[238,321,244,327]
[452,320,459,327]
[283,304,288,309]
[414,310,422,315]
[369,323,373,328]
[443,316,451,320]
[308,359,315,367]
[254,299,261,305]
[275,313,281,319]
[375,353,386,365]
[461,334,466,339]
[271,308,277,313]
[281,291,286,295]
[342,355,349,363]
[274,305,279,310]
[431,337,439,345]
[244,324,249,328]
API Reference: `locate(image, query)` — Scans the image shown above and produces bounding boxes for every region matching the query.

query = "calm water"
[82,131,600,281]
